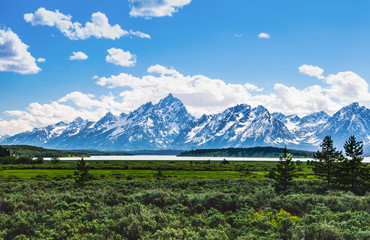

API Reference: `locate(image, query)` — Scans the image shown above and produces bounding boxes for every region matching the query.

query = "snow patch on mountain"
[1,95,369,152]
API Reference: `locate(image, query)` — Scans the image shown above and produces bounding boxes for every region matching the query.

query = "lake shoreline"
[44,155,370,163]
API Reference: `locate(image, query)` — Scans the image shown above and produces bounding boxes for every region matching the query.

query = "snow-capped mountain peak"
[1,97,369,152]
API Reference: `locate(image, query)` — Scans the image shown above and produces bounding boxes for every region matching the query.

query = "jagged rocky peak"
[100,111,118,121]
[71,117,84,124]
[103,111,115,118]
[155,94,186,112]
[221,104,251,116]
[95,112,118,127]
[330,102,369,122]
[272,112,287,122]
[254,105,270,116]
[345,102,360,109]
[157,93,177,105]
[337,102,363,115]
[119,112,127,119]
[215,104,252,122]
[131,101,154,116]
[287,115,301,123]
[299,111,329,125]
[0,97,368,151]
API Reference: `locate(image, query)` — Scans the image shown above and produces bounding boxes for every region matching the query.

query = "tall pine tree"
[74,157,92,186]
[336,135,369,192]
[0,146,10,157]
[275,146,296,192]
[313,136,342,185]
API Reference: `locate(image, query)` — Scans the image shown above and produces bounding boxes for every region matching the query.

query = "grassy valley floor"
[0,160,316,182]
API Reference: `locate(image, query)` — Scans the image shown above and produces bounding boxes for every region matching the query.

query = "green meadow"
[0,160,316,182]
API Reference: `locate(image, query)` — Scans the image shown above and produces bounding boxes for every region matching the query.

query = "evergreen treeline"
[0,145,88,158]
[313,135,369,194]
[179,146,314,158]
[268,135,369,194]
[0,156,44,165]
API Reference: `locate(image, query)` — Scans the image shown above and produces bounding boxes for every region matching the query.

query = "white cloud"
[94,65,269,116]
[0,28,41,74]
[299,64,324,79]
[244,83,263,92]
[258,32,271,39]
[24,7,150,40]
[0,91,126,135]
[129,0,191,18]
[37,58,45,62]
[1,64,369,136]
[69,51,88,60]
[92,75,99,79]
[298,65,370,104]
[259,84,342,115]
[325,71,370,102]
[97,64,370,116]
[128,30,151,39]
[233,34,242,38]
[59,92,105,109]
[106,48,136,67]
[147,64,179,75]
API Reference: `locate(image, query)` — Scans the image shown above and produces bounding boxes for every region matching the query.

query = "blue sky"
[0,0,370,135]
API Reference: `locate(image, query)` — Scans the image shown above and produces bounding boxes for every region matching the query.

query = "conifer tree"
[51,157,60,164]
[313,136,342,185]
[336,135,369,192]
[0,146,10,157]
[275,146,296,191]
[74,157,92,186]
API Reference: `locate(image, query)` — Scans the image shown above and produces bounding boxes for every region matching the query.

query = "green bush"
[0,179,368,239]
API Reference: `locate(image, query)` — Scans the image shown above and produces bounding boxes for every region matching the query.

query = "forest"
[179,147,314,158]
[0,145,88,158]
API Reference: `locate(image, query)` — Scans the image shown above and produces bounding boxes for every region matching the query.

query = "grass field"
[0,160,316,182]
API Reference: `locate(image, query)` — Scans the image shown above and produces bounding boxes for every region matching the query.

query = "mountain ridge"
[1,94,369,152]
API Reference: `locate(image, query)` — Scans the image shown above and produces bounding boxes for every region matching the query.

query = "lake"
[46,155,370,162]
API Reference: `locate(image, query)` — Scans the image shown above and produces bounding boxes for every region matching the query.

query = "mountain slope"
[316,103,370,151]
[184,104,296,149]
[1,95,369,152]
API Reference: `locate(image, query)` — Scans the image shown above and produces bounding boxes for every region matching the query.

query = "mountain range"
[1,94,369,152]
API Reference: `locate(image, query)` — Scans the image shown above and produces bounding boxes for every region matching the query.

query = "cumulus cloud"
[298,65,370,104]
[1,64,369,136]
[96,64,370,116]
[0,91,126,135]
[94,65,280,116]
[37,58,45,62]
[69,51,88,60]
[258,32,271,39]
[147,64,179,75]
[106,48,136,67]
[325,71,370,102]
[299,64,324,79]
[258,84,342,115]
[24,7,150,40]
[97,65,253,116]
[0,28,41,74]
[244,83,263,92]
[233,33,242,38]
[129,0,191,18]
